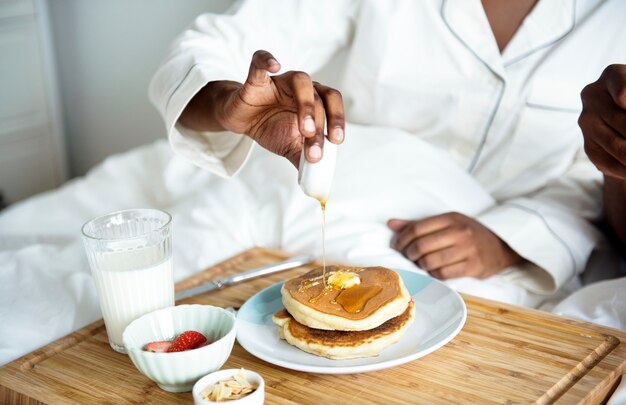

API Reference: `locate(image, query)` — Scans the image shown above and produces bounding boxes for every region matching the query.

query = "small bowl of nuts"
[192,368,264,404]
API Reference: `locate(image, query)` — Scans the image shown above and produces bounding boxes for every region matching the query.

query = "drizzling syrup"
[296,197,331,304]
[296,198,384,311]
[320,198,327,288]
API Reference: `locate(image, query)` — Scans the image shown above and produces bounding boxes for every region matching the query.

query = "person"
[549,65,626,404]
[550,64,626,338]
[579,64,626,252]
[149,0,626,302]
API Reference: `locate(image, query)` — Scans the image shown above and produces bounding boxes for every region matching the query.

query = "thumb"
[387,219,410,232]
[246,50,281,87]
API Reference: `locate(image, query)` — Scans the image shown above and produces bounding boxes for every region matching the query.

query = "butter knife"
[175,254,316,301]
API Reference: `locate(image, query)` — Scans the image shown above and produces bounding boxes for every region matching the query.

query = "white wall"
[48,0,231,176]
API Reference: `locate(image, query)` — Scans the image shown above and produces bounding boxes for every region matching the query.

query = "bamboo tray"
[1,247,625,404]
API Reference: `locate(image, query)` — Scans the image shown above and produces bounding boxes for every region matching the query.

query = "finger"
[303,93,326,162]
[585,136,626,179]
[393,213,456,253]
[291,72,317,138]
[417,247,466,271]
[388,219,412,248]
[598,116,626,158]
[430,261,469,280]
[405,230,459,263]
[604,64,626,110]
[429,269,443,280]
[599,103,626,138]
[586,77,626,136]
[246,50,281,87]
[314,82,345,144]
[583,118,626,168]
[387,219,411,232]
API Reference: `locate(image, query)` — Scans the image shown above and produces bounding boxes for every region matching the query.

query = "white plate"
[236,269,466,374]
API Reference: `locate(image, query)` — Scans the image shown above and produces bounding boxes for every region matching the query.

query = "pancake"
[272,300,415,360]
[281,266,411,331]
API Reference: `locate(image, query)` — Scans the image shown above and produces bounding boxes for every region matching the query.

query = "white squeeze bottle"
[298,137,338,203]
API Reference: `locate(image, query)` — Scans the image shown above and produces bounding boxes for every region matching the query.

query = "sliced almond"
[201,369,256,402]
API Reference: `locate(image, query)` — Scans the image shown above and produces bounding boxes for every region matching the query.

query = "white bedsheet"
[1,125,624,398]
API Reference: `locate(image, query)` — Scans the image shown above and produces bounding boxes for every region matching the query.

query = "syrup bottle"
[297,136,338,201]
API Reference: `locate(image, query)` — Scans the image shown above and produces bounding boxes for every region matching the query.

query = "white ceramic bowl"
[122,304,236,392]
[192,369,265,405]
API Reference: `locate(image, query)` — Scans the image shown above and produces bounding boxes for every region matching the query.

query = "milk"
[90,247,174,351]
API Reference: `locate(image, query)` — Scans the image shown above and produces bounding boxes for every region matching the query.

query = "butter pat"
[328,271,361,290]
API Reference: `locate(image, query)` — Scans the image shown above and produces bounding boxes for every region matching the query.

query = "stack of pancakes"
[272,265,415,359]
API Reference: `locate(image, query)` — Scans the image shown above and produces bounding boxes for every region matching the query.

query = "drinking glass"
[82,208,174,353]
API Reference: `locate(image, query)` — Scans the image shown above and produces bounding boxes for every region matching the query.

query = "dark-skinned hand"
[216,50,345,167]
[579,64,626,179]
[388,212,522,280]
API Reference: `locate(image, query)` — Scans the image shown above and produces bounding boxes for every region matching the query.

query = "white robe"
[149,0,626,294]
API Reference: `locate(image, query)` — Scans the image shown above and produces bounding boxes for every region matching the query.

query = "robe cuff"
[160,63,253,178]
[476,204,578,294]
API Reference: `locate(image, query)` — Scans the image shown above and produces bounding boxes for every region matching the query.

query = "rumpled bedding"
[1,124,624,375]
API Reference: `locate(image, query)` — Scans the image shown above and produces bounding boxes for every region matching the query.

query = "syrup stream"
[300,200,382,311]
[320,198,327,288]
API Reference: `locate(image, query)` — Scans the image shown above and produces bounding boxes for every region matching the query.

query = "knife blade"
[175,254,316,301]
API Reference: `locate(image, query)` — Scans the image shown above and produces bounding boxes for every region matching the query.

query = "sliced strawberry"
[194,340,211,349]
[166,330,207,352]
[144,341,172,353]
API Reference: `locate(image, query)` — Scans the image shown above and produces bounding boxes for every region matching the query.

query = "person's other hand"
[217,50,345,167]
[387,212,522,279]
[579,64,626,180]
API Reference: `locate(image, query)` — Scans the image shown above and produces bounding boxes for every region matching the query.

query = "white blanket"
[1,125,624,377]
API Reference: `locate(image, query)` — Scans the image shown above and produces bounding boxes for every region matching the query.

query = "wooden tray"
[1,247,625,404]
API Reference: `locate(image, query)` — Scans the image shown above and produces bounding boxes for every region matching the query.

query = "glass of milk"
[82,209,174,354]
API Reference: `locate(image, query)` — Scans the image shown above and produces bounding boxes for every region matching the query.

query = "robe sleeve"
[148,0,355,177]
[476,148,603,294]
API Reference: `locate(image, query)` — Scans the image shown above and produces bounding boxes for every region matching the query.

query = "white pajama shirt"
[149,0,626,297]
